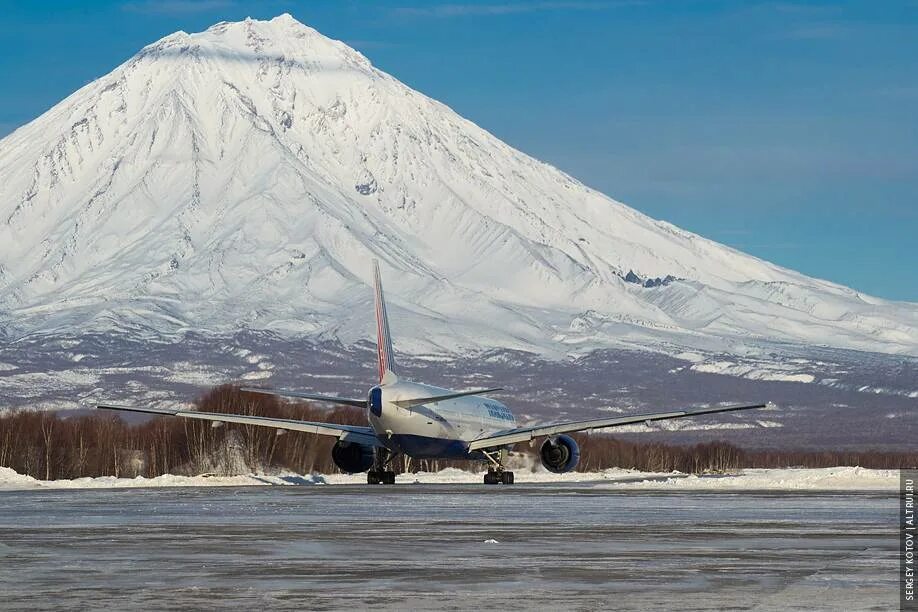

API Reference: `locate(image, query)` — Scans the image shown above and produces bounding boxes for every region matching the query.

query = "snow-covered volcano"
[1,14,916,360]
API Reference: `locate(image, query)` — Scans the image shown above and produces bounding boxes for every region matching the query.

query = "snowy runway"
[0,481,899,610]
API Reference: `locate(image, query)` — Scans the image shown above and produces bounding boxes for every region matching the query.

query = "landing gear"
[483,468,514,485]
[481,448,515,485]
[367,470,396,485]
[367,448,398,485]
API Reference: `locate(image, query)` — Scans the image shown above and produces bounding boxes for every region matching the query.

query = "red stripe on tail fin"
[373,260,397,383]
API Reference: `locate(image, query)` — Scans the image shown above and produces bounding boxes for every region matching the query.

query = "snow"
[0,465,897,491]
[0,13,916,365]
[162,363,227,385]
[690,360,817,383]
[601,466,898,491]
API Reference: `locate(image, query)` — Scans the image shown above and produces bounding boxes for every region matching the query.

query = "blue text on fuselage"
[484,401,513,421]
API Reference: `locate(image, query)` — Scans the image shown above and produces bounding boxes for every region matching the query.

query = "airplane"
[99,261,768,485]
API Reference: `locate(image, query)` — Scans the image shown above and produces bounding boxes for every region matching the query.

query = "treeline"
[569,433,917,473]
[0,386,364,480]
[0,385,915,480]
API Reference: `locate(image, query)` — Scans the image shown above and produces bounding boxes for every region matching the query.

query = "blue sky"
[1,0,916,301]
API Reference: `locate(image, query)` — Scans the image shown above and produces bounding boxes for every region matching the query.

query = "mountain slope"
[1,14,916,360]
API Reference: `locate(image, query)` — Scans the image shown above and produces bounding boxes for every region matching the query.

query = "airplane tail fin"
[373,260,397,384]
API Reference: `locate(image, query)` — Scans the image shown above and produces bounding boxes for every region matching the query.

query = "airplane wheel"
[382,471,396,485]
[367,471,381,484]
[484,472,499,485]
[501,471,515,485]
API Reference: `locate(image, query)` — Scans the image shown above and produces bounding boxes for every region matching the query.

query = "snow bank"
[0,466,328,490]
[0,466,898,491]
[595,466,899,491]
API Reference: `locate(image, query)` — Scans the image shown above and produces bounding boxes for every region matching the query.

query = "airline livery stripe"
[374,261,396,382]
[376,280,383,380]
[377,272,385,378]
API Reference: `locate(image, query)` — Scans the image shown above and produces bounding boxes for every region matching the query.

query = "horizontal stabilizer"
[392,388,503,409]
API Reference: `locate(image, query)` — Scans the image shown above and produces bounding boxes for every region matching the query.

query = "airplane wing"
[97,404,383,447]
[467,403,769,451]
[240,387,366,408]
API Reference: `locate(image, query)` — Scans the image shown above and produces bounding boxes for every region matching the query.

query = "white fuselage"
[367,380,516,459]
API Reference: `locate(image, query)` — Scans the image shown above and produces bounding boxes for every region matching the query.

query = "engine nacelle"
[331,441,375,474]
[539,434,580,473]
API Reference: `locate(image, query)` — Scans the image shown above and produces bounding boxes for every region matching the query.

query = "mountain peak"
[0,17,916,361]
[269,12,306,26]
[135,14,369,72]
[207,12,319,37]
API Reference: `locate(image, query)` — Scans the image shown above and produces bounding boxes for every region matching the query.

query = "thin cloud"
[716,229,756,237]
[875,86,918,101]
[731,242,806,250]
[122,0,237,15]
[760,2,841,15]
[392,1,638,18]
[344,40,401,50]
[782,23,851,40]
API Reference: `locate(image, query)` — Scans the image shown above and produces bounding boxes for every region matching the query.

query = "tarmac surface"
[0,483,899,610]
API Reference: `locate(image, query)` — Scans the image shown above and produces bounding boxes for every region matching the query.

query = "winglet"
[373,259,397,384]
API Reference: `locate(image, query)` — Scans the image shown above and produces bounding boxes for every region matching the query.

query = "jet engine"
[539,435,580,473]
[331,440,375,473]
